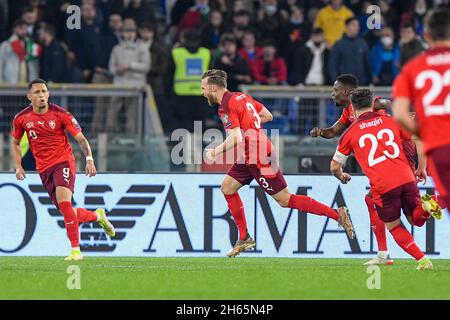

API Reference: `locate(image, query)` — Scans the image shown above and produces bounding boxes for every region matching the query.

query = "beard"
[206,94,217,106]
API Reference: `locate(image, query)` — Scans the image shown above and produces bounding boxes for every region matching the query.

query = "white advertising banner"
[0,173,449,258]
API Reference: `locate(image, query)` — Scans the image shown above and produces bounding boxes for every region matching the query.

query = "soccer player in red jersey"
[310,74,405,266]
[392,8,450,211]
[331,88,441,270]
[201,69,354,257]
[11,79,115,261]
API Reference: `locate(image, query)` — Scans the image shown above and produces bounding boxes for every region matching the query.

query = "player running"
[310,75,396,265]
[331,88,441,270]
[11,79,115,261]
[201,69,354,257]
[392,7,450,211]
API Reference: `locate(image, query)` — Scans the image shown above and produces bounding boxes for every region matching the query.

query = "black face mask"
[313,41,322,47]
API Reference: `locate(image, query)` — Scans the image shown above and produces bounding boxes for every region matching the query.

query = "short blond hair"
[202,69,227,88]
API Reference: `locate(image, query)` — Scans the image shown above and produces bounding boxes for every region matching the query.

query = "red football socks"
[58,201,80,248]
[365,195,387,251]
[412,206,430,227]
[389,224,425,261]
[224,193,248,240]
[288,195,339,221]
[76,208,98,223]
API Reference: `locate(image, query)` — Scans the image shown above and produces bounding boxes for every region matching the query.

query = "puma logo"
[37,121,45,126]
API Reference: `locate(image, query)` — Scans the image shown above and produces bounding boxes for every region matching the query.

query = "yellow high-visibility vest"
[172,47,211,96]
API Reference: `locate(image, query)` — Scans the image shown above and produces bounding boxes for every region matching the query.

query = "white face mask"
[381,36,393,47]
[265,5,277,16]
[415,6,427,15]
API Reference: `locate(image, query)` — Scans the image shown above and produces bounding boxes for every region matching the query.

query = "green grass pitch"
[1,257,449,299]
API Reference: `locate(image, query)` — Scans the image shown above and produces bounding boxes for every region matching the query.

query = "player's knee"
[276,195,291,208]
[220,184,234,196]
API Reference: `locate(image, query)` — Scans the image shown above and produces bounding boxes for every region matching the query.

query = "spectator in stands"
[90,13,123,133]
[238,30,263,67]
[39,24,67,83]
[256,0,285,46]
[289,27,329,85]
[212,33,252,91]
[314,0,354,48]
[201,9,225,49]
[229,10,253,43]
[21,6,40,43]
[281,5,312,74]
[177,0,210,39]
[399,23,425,66]
[65,2,102,83]
[167,29,211,132]
[251,41,288,85]
[378,0,399,32]
[369,26,400,86]
[123,0,156,27]
[400,0,428,37]
[0,19,41,84]
[108,23,151,134]
[328,17,371,85]
[140,23,170,132]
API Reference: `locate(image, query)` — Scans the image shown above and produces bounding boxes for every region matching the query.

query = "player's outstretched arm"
[310,120,346,139]
[258,107,273,124]
[11,137,26,180]
[73,132,97,177]
[413,137,427,184]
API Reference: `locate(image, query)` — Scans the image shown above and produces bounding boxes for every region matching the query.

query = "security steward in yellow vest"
[167,29,211,132]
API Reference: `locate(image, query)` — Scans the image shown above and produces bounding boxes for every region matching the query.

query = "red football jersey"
[392,47,450,153]
[338,100,388,127]
[334,112,415,198]
[11,103,81,173]
[218,91,273,166]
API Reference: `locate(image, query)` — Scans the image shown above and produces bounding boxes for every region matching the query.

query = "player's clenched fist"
[205,149,216,162]
[15,167,26,180]
[85,161,97,177]
[310,127,322,137]
[339,173,352,184]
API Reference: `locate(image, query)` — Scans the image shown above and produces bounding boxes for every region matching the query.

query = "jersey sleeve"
[224,101,241,130]
[338,108,351,127]
[333,131,353,164]
[11,115,24,140]
[60,111,82,136]
[392,65,412,99]
[399,126,412,141]
[253,98,265,113]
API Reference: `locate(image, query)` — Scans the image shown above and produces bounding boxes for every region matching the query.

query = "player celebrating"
[310,75,399,265]
[392,8,450,210]
[331,88,441,270]
[11,79,115,261]
[201,69,354,257]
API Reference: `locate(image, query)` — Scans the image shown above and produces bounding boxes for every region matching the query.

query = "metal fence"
[0,84,167,172]
[0,84,393,173]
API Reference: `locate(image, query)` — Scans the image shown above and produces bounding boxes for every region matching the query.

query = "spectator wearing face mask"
[256,0,285,46]
[399,23,426,66]
[289,27,329,86]
[369,26,400,86]
[400,0,428,37]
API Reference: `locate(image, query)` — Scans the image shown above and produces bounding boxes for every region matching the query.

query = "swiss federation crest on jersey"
[71,117,81,129]
[221,114,231,129]
[49,120,56,130]
[26,122,34,129]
